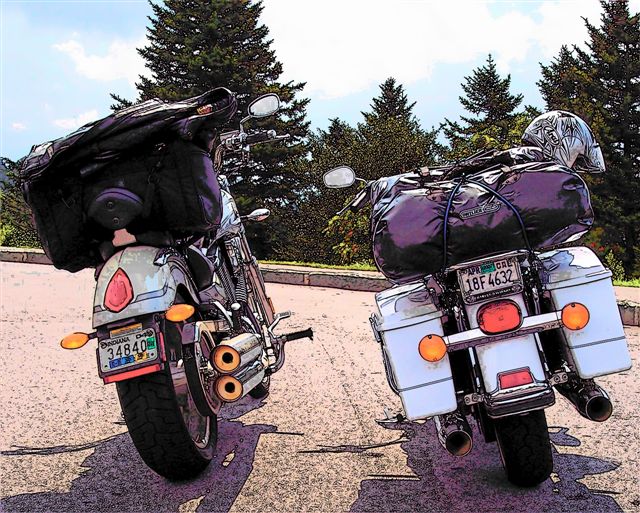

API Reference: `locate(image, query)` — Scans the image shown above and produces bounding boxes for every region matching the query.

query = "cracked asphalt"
[1,261,638,513]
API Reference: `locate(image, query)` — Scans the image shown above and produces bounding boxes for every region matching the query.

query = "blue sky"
[1,0,636,161]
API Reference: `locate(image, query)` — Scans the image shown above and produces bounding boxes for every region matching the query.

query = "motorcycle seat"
[186,246,216,291]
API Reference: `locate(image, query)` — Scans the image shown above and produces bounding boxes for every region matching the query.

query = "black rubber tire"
[494,410,553,487]
[248,375,271,399]
[116,363,217,480]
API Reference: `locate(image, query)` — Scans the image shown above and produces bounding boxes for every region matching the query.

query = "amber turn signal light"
[61,332,90,350]
[561,302,590,330]
[418,334,447,362]
[166,304,195,322]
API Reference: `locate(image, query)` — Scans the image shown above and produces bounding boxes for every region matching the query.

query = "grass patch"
[614,278,640,288]
[259,260,377,271]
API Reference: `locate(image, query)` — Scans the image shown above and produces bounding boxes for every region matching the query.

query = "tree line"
[1,0,638,279]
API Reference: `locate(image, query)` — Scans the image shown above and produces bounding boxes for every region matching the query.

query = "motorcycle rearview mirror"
[323,166,357,188]
[242,208,271,222]
[247,94,281,118]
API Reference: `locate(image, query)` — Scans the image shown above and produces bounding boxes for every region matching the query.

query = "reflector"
[104,268,134,313]
[499,368,534,389]
[561,302,590,331]
[418,334,447,362]
[477,300,522,335]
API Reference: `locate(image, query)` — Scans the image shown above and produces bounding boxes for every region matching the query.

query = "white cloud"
[53,36,149,86]
[260,0,610,98]
[11,122,27,131]
[53,109,99,130]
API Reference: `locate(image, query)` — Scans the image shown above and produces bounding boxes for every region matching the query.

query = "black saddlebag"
[23,140,222,272]
[371,161,594,284]
[20,89,234,272]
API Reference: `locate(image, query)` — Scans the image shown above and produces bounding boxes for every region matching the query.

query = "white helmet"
[522,110,605,173]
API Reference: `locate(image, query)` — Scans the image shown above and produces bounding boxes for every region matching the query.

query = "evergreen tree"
[538,0,640,276]
[444,54,525,157]
[362,77,418,128]
[114,0,310,258]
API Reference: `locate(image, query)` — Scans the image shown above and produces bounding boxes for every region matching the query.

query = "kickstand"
[375,407,406,426]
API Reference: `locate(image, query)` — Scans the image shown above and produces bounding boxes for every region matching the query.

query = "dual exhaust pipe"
[210,333,265,402]
[434,379,612,458]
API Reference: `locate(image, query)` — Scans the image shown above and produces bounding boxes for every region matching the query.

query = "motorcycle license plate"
[457,257,523,304]
[98,323,159,374]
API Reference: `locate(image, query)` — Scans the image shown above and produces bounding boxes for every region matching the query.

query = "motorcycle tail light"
[477,300,522,335]
[104,268,134,313]
[418,334,447,362]
[499,368,534,389]
[561,302,590,330]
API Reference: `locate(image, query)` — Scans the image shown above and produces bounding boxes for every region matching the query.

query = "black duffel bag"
[371,159,594,284]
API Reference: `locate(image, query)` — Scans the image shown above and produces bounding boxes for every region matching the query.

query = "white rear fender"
[93,246,199,328]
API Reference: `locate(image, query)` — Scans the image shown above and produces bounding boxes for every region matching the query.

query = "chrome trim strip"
[444,311,562,350]
[570,335,627,349]
[398,376,454,393]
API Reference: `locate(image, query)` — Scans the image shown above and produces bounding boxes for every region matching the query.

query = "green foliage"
[324,206,373,265]
[114,0,311,259]
[604,250,627,281]
[538,0,640,277]
[0,158,41,249]
[292,79,445,265]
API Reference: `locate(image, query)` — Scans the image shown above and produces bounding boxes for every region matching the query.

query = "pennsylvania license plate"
[457,257,523,304]
[98,323,159,373]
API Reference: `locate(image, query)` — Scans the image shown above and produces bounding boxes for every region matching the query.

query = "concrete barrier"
[2,246,638,326]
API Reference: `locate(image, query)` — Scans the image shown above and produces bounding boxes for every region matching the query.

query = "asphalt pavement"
[1,261,638,513]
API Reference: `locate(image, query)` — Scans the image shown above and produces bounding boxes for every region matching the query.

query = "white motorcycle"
[323,162,631,487]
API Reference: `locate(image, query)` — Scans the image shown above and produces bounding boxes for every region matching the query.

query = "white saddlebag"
[539,246,632,379]
[372,282,457,420]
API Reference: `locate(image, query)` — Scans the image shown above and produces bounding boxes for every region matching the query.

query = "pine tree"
[444,54,525,157]
[113,0,310,258]
[362,77,418,128]
[538,0,640,276]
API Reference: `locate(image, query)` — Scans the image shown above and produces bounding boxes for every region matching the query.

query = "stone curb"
[1,246,638,326]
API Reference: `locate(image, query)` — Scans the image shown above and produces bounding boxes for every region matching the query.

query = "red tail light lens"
[499,368,534,389]
[104,268,134,312]
[477,300,522,334]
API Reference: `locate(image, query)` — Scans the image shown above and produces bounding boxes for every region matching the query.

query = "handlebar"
[222,130,289,151]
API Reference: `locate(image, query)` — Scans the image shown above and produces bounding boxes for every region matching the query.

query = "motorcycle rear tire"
[116,358,216,480]
[494,410,553,487]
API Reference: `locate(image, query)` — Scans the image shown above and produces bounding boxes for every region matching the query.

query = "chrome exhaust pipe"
[211,332,262,374]
[434,412,473,457]
[557,379,613,422]
[214,361,265,403]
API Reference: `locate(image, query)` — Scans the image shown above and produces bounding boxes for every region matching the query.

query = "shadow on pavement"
[1,397,276,513]
[350,420,622,513]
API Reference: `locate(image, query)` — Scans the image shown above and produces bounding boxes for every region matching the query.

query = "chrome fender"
[92,246,199,328]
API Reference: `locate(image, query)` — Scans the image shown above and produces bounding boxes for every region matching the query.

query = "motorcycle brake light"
[104,268,134,312]
[498,368,534,389]
[477,300,522,335]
